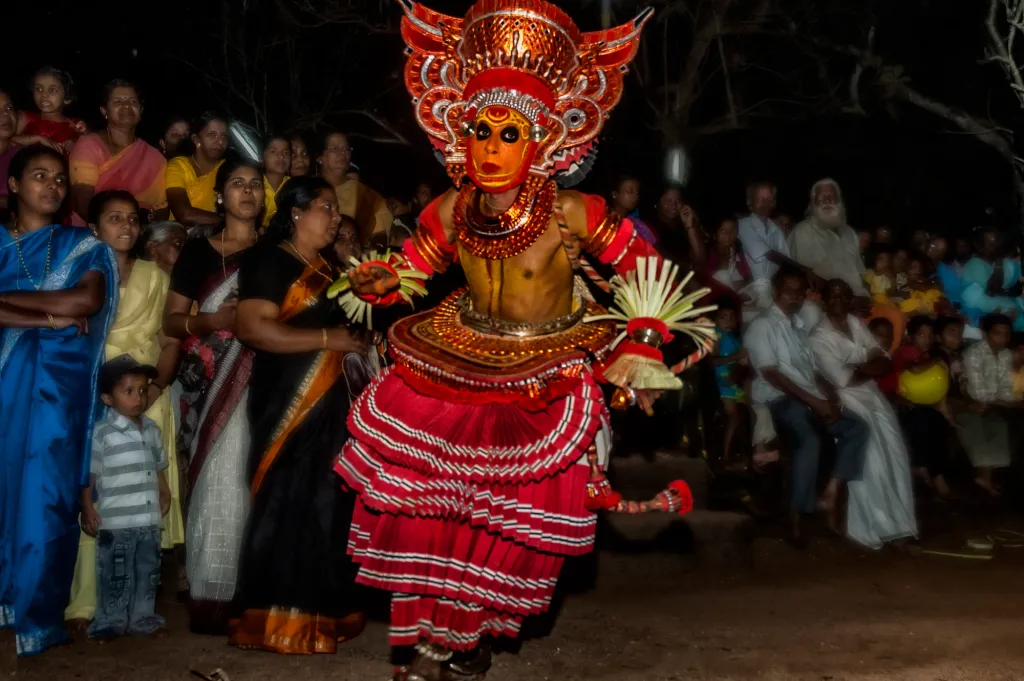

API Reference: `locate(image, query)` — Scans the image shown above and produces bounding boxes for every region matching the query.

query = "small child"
[864,245,896,305]
[81,355,169,640]
[712,298,748,470]
[900,252,947,316]
[14,67,86,154]
[868,317,894,356]
[893,247,910,297]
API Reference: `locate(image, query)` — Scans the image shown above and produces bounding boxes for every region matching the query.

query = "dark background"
[3,0,1017,236]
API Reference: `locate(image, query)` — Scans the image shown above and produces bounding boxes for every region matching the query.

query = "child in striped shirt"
[80,355,170,640]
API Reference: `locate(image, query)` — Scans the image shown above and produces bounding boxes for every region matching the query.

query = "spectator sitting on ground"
[900,251,949,316]
[744,266,868,548]
[893,247,910,297]
[884,316,955,499]
[868,318,895,356]
[864,244,897,305]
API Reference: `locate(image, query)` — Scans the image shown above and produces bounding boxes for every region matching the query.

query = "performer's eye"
[500,126,520,143]
[475,123,492,140]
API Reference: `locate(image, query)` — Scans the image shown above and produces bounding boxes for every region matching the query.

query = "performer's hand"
[635,389,663,416]
[349,262,400,299]
[326,326,369,354]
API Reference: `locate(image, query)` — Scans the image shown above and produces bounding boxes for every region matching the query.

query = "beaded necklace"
[12,225,53,290]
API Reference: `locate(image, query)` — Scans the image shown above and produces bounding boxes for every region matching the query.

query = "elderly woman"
[165,111,229,230]
[69,80,167,225]
[809,279,917,549]
[316,131,391,248]
[139,220,188,275]
[229,176,371,653]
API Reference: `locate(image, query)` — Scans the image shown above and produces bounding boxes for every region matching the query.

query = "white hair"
[806,178,847,228]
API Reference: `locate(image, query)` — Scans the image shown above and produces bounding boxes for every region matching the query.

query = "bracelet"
[322,328,328,350]
[46,313,56,329]
[185,317,192,335]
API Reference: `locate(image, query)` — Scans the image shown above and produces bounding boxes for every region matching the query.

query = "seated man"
[744,267,869,548]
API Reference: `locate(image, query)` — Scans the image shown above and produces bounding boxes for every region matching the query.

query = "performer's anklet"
[415,642,453,662]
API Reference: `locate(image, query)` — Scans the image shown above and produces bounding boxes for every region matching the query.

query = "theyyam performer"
[329,1,716,679]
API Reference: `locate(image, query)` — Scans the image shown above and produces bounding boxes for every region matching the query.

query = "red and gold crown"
[399,0,652,186]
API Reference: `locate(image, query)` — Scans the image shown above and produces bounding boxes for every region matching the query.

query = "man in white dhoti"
[745,268,869,548]
[810,279,918,549]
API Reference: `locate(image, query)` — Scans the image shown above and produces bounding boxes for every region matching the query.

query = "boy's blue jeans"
[87,526,165,638]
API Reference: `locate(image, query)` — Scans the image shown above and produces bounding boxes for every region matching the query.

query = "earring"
[217,197,223,205]
[197,143,201,148]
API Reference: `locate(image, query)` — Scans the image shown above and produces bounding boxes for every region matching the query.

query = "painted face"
[467,106,536,193]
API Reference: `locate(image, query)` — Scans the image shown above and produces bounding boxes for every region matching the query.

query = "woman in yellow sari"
[165,111,228,232]
[65,191,183,623]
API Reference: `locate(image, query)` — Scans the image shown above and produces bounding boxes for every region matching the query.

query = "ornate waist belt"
[457,294,587,338]
[387,289,618,409]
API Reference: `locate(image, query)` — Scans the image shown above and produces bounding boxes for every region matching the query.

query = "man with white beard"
[789,179,867,295]
[788,179,888,330]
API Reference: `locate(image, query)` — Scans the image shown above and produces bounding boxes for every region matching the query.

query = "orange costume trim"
[403,196,458,276]
[229,608,364,655]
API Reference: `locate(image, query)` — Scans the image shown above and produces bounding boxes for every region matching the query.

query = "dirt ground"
[5,523,1024,681]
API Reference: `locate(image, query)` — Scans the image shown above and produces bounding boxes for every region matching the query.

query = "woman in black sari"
[229,176,375,654]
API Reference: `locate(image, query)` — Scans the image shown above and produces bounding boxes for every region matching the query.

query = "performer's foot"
[445,643,492,679]
[406,644,451,681]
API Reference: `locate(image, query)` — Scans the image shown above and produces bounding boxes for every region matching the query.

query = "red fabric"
[626,317,672,342]
[21,111,82,144]
[336,367,604,650]
[402,194,457,276]
[878,345,923,396]
[464,68,556,109]
[340,367,607,486]
[394,361,583,412]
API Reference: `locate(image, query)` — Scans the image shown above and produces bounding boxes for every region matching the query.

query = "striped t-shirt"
[91,412,167,530]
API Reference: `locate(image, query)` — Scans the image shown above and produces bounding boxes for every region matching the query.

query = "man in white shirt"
[737,182,790,309]
[744,267,868,548]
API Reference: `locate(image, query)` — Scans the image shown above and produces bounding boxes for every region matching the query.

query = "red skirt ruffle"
[343,367,607,485]
[335,369,606,650]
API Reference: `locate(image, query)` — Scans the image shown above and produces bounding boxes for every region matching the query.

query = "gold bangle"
[322,328,328,350]
[46,313,56,329]
[185,317,192,335]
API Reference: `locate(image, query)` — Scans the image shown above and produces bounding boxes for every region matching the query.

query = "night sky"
[4,0,1018,235]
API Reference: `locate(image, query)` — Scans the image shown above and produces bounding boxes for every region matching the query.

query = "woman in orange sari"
[69,80,166,225]
[229,177,375,654]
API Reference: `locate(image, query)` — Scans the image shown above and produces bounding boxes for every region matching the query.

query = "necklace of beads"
[453,176,556,260]
[12,226,53,290]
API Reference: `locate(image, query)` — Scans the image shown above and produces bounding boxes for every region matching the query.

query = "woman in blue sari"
[0,145,118,656]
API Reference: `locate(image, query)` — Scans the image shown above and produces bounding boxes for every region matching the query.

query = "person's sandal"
[445,644,492,679]
[405,644,449,681]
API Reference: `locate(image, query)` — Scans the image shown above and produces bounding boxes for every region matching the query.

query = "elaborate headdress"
[399,0,652,187]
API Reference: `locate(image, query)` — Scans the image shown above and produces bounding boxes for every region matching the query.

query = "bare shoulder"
[556,189,587,215]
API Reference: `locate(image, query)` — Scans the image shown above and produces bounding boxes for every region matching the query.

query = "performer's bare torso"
[435,187,586,324]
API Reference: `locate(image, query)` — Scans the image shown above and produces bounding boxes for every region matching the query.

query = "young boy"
[960,313,1018,496]
[868,317,894,357]
[82,355,170,640]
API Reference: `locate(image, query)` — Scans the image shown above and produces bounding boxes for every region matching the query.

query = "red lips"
[481,162,502,174]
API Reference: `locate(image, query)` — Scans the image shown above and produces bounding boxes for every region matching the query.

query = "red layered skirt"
[334,367,608,650]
